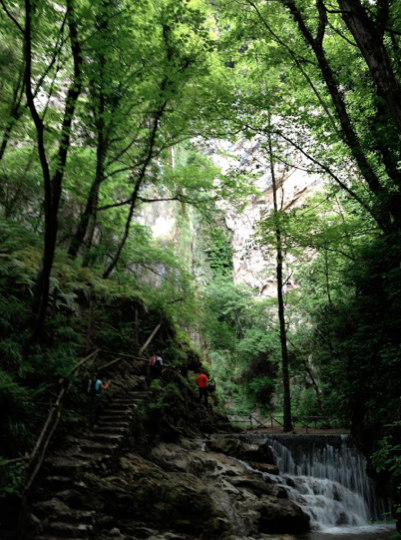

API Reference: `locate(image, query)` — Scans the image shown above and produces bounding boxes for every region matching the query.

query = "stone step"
[48,489,81,504]
[99,410,133,419]
[68,435,120,449]
[37,537,78,540]
[68,431,124,443]
[40,475,73,491]
[102,408,132,415]
[107,403,133,410]
[92,425,127,435]
[33,499,95,524]
[47,521,93,538]
[46,458,92,476]
[84,433,124,444]
[74,441,118,454]
[107,401,133,408]
[111,398,139,403]
[70,452,112,463]
[97,417,130,425]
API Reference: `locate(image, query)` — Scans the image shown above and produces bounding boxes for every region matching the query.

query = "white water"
[244,435,393,535]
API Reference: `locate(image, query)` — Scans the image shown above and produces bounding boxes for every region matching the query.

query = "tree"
[0,0,84,336]
[267,131,293,431]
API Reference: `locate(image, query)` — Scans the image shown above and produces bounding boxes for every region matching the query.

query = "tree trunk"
[281,0,394,233]
[68,138,105,258]
[0,67,25,165]
[301,358,329,420]
[68,20,108,259]
[337,0,401,137]
[268,132,293,432]
[25,0,83,337]
[102,103,167,279]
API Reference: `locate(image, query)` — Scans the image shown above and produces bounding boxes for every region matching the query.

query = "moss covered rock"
[80,453,231,538]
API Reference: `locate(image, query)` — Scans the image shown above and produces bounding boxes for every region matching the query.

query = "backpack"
[207,380,216,393]
[150,356,162,367]
[86,378,97,397]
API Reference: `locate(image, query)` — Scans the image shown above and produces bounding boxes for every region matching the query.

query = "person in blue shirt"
[90,375,111,429]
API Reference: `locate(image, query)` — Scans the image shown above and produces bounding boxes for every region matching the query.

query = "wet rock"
[258,498,310,534]
[149,439,309,536]
[248,462,280,475]
[228,475,287,499]
[79,453,231,538]
[206,438,275,465]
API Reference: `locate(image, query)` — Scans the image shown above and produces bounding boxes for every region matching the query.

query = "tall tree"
[22,0,83,336]
[268,131,293,432]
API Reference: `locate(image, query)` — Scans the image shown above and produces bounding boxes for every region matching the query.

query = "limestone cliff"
[204,138,323,298]
[137,138,324,298]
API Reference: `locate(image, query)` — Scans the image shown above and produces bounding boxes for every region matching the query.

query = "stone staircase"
[29,390,151,540]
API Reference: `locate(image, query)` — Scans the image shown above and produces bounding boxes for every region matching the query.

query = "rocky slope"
[24,363,310,540]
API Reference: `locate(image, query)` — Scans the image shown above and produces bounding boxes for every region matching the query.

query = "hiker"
[89,375,111,429]
[149,352,163,379]
[196,371,213,406]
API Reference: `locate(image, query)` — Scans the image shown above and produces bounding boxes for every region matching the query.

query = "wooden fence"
[227,414,339,432]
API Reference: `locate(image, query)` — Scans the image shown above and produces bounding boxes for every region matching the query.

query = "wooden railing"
[10,348,100,537]
[227,414,340,432]
[1,344,155,538]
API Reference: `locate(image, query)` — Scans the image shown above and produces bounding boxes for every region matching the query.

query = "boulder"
[227,476,287,499]
[150,439,310,536]
[258,498,310,533]
[63,438,310,539]
[79,453,231,538]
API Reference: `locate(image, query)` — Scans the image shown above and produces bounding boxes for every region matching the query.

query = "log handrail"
[227,414,339,431]
[5,321,163,537]
[4,350,100,537]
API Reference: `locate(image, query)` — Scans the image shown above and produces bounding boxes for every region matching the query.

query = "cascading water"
[243,434,392,535]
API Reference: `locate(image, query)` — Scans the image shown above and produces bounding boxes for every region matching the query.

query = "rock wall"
[135,137,325,298]
[203,139,323,298]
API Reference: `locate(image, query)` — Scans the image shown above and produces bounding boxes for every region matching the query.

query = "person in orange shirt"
[196,371,212,406]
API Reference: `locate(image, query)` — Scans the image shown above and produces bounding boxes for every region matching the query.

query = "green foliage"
[201,276,280,412]
[372,424,401,522]
[1,2,401,522]
[0,460,25,498]
[201,218,233,277]
[0,368,37,456]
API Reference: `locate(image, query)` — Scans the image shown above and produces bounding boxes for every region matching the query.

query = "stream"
[244,434,395,539]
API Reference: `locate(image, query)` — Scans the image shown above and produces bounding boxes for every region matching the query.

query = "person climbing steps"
[89,374,111,429]
[196,370,213,406]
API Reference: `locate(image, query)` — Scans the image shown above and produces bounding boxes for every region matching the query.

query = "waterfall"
[244,434,391,532]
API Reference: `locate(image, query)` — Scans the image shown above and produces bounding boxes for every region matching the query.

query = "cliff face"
[135,138,324,297]
[204,138,324,298]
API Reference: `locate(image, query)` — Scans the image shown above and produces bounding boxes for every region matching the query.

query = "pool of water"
[300,523,396,540]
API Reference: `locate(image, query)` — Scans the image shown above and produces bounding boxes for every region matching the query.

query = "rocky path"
[30,390,151,540]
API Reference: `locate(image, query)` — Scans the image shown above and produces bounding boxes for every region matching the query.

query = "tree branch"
[0,0,24,34]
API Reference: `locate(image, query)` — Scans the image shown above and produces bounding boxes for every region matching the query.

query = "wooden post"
[139,322,161,355]
[85,299,94,353]
[134,308,139,353]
